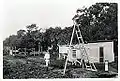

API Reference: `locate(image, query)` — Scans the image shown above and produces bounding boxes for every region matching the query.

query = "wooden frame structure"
[63,20,97,74]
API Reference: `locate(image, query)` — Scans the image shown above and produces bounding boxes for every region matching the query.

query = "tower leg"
[63,58,68,75]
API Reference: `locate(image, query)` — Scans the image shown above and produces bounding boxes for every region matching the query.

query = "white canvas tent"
[59,41,114,63]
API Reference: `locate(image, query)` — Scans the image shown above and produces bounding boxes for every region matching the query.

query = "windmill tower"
[63,9,97,74]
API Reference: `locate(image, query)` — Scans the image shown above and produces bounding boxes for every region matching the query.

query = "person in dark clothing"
[72,9,82,25]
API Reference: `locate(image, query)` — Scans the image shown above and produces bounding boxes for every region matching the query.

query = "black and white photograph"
[1,0,119,79]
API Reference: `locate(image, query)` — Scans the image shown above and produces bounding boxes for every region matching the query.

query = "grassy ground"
[3,55,118,79]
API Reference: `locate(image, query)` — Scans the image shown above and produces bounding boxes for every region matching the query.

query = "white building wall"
[102,42,114,62]
[87,42,114,62]
[86,44,99,62]
[59,41,114,63]
[76,49,82,59]
[59,45,69,54]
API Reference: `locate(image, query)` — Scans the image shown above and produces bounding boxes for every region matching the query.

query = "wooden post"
[63,23,76,75]
[105,60,109,71]
[12,47,13,55]
[38,42,40,52]
[34,48,35,56]
[70,21,76,46]
[59,53,60,59]
[63,58,68,75]
[25,48,26,55]
[15,46,16,55]
[41,47,42,52]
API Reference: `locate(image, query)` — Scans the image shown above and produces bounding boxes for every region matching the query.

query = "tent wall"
[59,41,114,63]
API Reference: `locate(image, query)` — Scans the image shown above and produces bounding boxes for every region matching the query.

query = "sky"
[1,0,118,40]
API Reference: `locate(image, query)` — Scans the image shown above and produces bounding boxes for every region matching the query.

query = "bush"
[50,59,65,69]
[3,48,9,56]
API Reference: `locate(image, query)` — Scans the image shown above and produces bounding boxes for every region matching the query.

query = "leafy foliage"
[3,3,117,54]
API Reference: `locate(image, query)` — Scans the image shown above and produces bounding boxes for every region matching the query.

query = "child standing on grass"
[44,50,50,71]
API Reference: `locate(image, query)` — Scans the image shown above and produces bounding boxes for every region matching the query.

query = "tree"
[26,24,38,33]
[3,3,117,55]
[76,3,117,41]
[17,30,26,38]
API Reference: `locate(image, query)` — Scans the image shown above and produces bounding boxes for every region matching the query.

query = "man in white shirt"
[44,50,50,71]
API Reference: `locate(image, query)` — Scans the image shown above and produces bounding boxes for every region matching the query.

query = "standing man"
[44,50,50,71]
[10,49,13,55]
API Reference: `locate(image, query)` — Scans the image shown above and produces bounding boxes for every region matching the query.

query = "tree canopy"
[3,3,117,52]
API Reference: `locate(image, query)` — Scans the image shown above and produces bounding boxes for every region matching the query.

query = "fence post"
[105,60,109,71]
